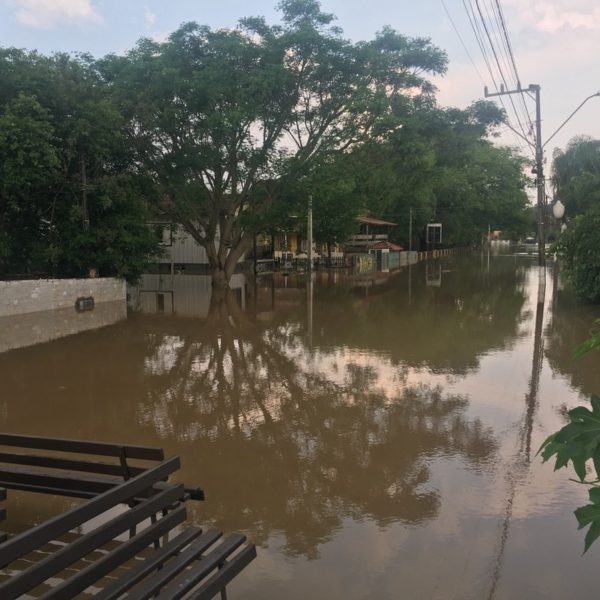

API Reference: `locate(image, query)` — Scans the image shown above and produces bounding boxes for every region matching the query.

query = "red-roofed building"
[346,215,398,251]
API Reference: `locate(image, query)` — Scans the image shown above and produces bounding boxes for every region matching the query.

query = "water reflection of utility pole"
[523,270,546,461]
[307,195,313,272]
[551,259,559,327]
[408,207,413,306]
[487,266,546,599]
[307,272,314,348]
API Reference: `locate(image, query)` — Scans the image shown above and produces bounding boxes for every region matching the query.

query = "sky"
[1,0,599,189]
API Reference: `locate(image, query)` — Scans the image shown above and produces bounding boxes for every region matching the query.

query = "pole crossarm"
[484,85,537,147]
[484,84,536,98]
[542,92,600,149]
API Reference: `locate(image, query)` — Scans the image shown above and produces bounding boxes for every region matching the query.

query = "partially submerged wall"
[0,278,126,353]
[0,278,125,317]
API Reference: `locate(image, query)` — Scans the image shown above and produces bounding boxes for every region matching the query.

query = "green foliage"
[0,92,60,271]
[0,48,160,281]
[554,205,600,303]
[540,397,600,552]
[575,488,600,553]
[553,136,600,218]
[338,99,529,247]
[551,136,600,303]
[573,321,600,359]
[540,397,600,482]
[0,0,531,282]
[101,0,448,280]
[541,329,600,552]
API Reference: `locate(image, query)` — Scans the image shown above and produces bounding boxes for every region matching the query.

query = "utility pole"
[484,84,545,267]
[408,207,413,253]
[532,84,545,267]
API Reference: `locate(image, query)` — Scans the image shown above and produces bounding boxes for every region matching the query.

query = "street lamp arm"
[542,92,600,149]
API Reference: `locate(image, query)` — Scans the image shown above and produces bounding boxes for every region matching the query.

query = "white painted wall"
[156,225,245,265]
[0,278,125,318]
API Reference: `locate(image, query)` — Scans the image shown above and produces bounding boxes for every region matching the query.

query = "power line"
[481,0,533,145]
[486,0,534,139]
[492,0,535,132]
[460,0,533,156]
[473,0,530,142]
[441,0,486,85]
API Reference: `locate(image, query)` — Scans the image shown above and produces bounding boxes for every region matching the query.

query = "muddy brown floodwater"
[1,252,600,599]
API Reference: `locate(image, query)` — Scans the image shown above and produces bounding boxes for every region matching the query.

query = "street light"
[552,199,567,233]
[543,92,600,150]
[552,200,565,220]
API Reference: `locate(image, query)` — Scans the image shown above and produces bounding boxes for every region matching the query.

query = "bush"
[555,206,600,303]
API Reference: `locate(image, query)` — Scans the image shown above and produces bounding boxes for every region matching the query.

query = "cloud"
[505,0,600,33]
[142,5,168,42]
[8,0,103,28]
[144,6,157,28]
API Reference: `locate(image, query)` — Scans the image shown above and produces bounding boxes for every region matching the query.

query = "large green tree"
[553,136,600,217]
[0,92,59,271]
[329,98,530,248]
[552,136,600,303]
[102,0,447,286]
[0,48,159,280]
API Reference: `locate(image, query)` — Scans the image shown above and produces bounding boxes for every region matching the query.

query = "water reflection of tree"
[0,278,500,560]
[544,288,600,399]
[311,257,529,374]
[138,290,497,558]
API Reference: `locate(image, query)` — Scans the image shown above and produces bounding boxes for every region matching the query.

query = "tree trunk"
[212,266,229,289]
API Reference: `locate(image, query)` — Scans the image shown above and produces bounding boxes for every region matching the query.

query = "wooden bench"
[0,433,256,600]
[0,433,204,501]
[0,457,256,599]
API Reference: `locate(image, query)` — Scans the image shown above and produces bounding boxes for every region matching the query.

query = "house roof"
[369,241,404,251]
[356,215,397,227]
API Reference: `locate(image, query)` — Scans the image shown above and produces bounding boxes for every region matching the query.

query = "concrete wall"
[0,301,127,354]
[0,278,125,318]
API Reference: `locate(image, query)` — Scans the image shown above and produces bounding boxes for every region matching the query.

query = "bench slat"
[126,534,246,600]
[94,530,222,600]
[0,465,123,496]
[188,545,258,600]
[0,451,146,478]
[0,475,202,503]
[39,505,188,600]
[94,527,206,600]
[0,434,164,461]
[0,483,186,600]
[0,456,180,569]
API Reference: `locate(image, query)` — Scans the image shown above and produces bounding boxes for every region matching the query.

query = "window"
[426,223,442,245]
[151,223,173,246]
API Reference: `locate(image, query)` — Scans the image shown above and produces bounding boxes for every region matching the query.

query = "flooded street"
[1,253,600,599]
